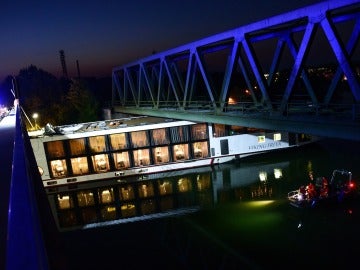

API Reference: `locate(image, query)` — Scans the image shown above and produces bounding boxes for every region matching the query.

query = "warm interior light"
[273,133,281,141]
[259,171,267,181]
[274,168,282,179]
[58,195,71,209]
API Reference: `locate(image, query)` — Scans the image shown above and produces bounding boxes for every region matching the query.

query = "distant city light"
[228,97,236,105]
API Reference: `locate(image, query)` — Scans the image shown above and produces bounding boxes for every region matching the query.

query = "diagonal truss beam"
[112,0,360,117]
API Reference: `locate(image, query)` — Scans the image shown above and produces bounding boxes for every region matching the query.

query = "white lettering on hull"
[248,142,282,150]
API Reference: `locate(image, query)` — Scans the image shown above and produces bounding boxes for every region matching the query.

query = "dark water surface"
[47,139,360,270]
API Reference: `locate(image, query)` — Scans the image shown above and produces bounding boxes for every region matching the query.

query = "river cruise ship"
[29,115,316,187]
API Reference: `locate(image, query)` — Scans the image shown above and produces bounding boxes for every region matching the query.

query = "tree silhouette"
[8,65,67,128]
[65,79,99,124]
[1,65,106,127]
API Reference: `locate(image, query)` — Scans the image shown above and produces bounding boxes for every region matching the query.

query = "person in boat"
[319,177,329,198]
[306,180,317,200]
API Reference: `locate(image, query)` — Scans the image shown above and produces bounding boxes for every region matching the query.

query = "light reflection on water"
[48,139,360,269]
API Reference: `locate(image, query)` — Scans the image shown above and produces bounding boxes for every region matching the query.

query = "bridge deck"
[113,105,360,141]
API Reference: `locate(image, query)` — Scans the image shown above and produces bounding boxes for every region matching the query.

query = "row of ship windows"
[49,141,209,178]
[57,174,211,210]
[45,124,208,159]
[44,123,256,161]
[57,191,213,228]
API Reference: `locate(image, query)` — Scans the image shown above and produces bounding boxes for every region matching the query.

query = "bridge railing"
[6,105,49,270]
[112,100,360,121]
[284,103,360,120]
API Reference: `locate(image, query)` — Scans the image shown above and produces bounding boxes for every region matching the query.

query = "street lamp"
[32,113,39,130]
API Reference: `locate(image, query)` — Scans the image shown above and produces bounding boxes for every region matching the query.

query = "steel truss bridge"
[112,0,360,141]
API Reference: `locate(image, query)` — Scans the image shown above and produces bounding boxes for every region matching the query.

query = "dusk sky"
[1,0,322,82]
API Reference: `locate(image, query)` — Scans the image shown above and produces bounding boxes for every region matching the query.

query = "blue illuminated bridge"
[112,0,360,141]
[2,1,360,269]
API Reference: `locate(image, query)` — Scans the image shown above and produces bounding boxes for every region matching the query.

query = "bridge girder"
[112,0,360,140]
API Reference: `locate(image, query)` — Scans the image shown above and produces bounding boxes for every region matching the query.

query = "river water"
[47,138,360,270]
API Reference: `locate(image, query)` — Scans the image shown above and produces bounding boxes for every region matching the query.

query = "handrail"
[6,105,49,270]
[112,100,360,120]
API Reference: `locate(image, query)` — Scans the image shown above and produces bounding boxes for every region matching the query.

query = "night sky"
[1,0,322,82]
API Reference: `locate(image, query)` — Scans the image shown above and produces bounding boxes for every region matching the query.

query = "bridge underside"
[112,0,360,141]
[112,106,360,141]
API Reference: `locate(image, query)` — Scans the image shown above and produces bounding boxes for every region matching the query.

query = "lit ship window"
[258,135,265,143]
[99,188,114,204]
[170,126,189,143]
[192,141,208,158]
[153,146,169,164]
[138,183,154,198]
[274,133,281,141]
[133,149,150,166]
[178,177,192,192]
[173,144,189,161]
[130,131,149,147]
[213,124,226,137]
[92,154,110,172]
[119,185,135,201]
[89,136,107,153]
[158,180,173,195]
[50,159,67,177]
[69,138,86,155]
[196,174,211,191]
[57,194,73,209]
[110,133,128,150]
[151,128,169,145]
[113,151,130,169]
[77,191,95,207]
[71,157,89,175]
[45,141,65,159]
[191,124,207,140]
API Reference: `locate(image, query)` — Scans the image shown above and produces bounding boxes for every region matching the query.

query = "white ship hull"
[29,115,318,187]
